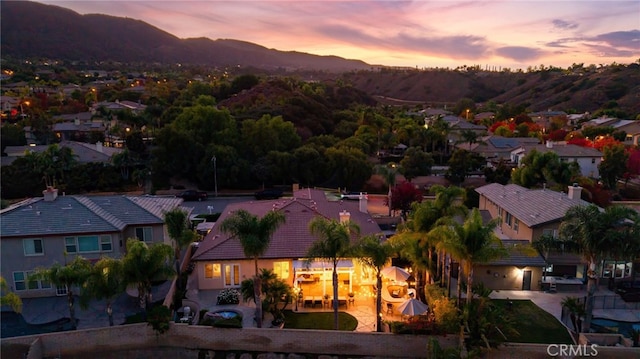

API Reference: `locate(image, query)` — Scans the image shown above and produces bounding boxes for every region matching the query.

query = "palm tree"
[558,204,639,332]
[219,209,286,328]
[387,231,431,303]
[307,217,360,330]
[121,239,174,316]
[164,208,197,289]
[0,276,23,313]
[430,185,468,288]
[355,235,394,332]
[432,208,507,306]
[374,163,398,216]
[82,257,124,326]
[32,256,92,328]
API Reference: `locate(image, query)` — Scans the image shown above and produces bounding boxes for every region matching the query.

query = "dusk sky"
[39,1,639,69]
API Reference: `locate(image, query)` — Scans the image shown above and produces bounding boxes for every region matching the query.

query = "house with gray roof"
[455,135,540,163]
[2,141,123,167]
[0,190,185,298]
[476,183,590,286]
[511,141,603,178]
[190,188,383,297]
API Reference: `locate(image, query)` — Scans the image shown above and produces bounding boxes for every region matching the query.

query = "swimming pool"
[591,318,640,338]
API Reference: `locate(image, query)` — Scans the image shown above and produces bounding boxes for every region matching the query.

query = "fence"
[579,295,640,310]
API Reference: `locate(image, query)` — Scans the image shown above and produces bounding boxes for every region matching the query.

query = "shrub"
[216,288,240,305]
[147,305,172,335]
[431,297,460,333]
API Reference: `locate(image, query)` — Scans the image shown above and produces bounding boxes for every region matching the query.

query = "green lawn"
[492,299,573,344]
[282,310,358,331]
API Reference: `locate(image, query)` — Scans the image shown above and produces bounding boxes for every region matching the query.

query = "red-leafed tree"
[548,129,569,141]
[593,136,621,151]
[625,148,640,182]
[388,181,423,219]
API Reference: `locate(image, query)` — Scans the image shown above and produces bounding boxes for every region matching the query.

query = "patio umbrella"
[381,266,411,282]
[397,298,429,316]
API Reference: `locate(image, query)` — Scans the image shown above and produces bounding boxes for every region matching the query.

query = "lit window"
[204,263,221,278]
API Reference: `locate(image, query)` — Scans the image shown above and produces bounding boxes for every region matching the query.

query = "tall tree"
[164,208,197,289]
[399,146,434,181]
[33,256,92,329]
[389,181,423,219]
[355,235,394,332]
[374,163,399,216]
[220,209,286,328]
[121,239,174,316]
[307,217,360,330]
[432,208,507,306]
[598,144,628,190]
[558,204,639,332]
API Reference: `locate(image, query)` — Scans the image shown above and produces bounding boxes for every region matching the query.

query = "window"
[13,271,50,291]
[78,236,100,252]
[65,237,77,253]
[542,229,558,238]
[64,235,112,253]
[100,235,112,251]
[514,218,519,232]
[273,261,290,279]
[135,227,153,242]
[56,285,68,296]
[23,238,43,256]
[224,264,240,287]
[591,158,596,164]
[505,212,513,227]
[204,263,221,278]
[13,272,26,291]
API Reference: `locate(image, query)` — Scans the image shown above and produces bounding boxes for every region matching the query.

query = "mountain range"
[2,1,639,116]
[0,1,370,72]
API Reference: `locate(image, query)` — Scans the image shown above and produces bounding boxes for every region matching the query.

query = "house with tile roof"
[511,141,603,178]
[455,135,540,163]
[0,190,185,298]
[476,183,590,285]
[190,188,383,297]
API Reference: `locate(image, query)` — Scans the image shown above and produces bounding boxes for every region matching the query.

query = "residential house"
[0,190,185,298]
[455,135,540,164]
[583,118,640,146]
[190,188,383,298]
[2,140,123,167]
[528,110,568,133]
[476,183,590,284]
[511,141,603,178]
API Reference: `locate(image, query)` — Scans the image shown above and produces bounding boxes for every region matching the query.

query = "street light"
[211,156,218,197]
[107,305,113,326]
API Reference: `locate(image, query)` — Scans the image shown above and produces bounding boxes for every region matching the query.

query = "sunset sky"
[38,1,639,69]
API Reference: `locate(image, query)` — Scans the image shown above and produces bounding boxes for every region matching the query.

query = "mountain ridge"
[0,1,371,71]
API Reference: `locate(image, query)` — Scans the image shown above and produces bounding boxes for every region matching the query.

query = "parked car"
[254,188,284,200]
[341,191,367,200]
[179,190,208,201]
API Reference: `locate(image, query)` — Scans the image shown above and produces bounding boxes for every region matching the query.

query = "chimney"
[567,183,582,201]
[42,187,58,202]
[339,210,351,224]
[359,192,368,213]
[546,141,553,149]
[96,141,103,153]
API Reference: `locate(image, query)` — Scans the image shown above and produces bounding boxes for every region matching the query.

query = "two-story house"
[0,189,185,298]
[511,141,603,178]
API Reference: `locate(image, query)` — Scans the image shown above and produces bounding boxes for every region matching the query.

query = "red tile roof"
[191,189,382,261]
